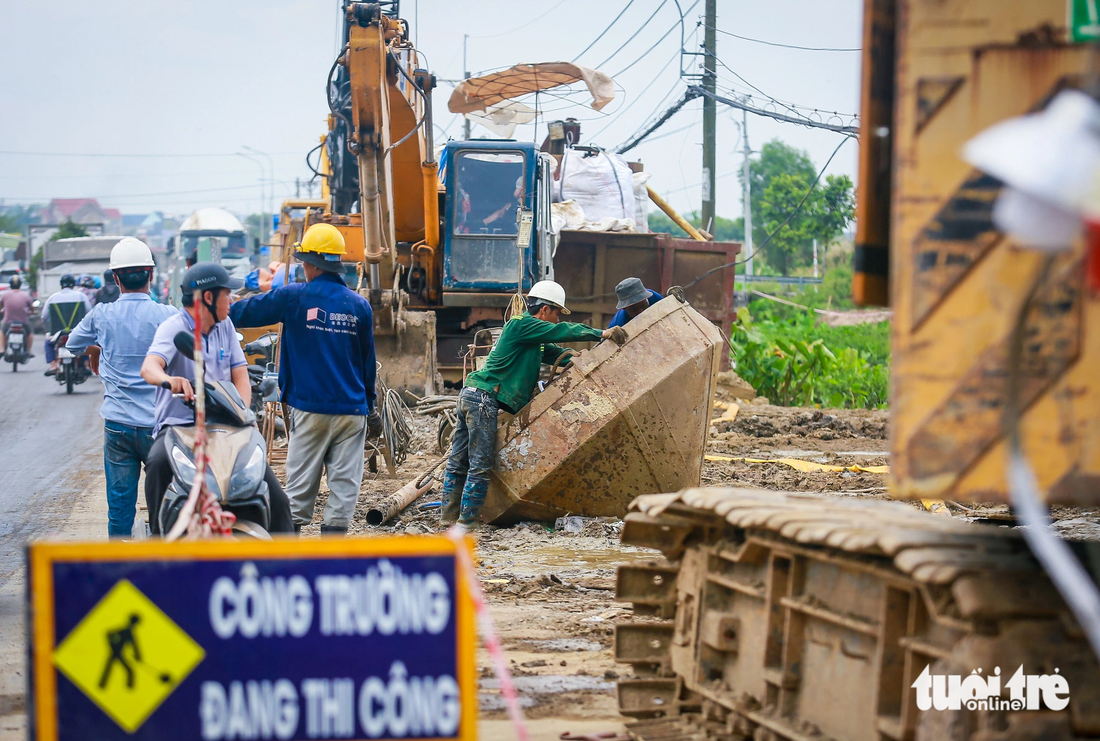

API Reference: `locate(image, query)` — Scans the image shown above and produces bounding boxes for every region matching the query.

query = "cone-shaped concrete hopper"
[483,297,722,525]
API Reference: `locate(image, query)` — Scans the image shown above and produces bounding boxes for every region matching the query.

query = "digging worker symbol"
[99,614,142,690]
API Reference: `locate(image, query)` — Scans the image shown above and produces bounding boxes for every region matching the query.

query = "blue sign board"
[28,537,476,741]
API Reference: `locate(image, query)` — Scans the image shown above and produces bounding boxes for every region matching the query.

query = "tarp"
[448,62,614,114]
[705,454,890,475]
[465,101,537,138]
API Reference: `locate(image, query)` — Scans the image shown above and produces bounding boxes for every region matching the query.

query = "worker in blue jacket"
[230,224,379,536]
[607,277,662,329]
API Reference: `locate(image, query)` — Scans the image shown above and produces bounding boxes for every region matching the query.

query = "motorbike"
[3,321,31,372]
[50,331,92,394]
[158,331,278,539]
[243,331,281,421]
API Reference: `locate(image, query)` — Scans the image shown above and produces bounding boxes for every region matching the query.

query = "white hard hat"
[110,237,156,269]
[527,280,570,314]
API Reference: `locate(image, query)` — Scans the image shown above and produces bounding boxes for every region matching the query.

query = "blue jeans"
[442,387,499,524]
[103,420,155,537]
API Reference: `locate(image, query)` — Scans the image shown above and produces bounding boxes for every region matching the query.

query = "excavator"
[612,1,1100,739]
[272,1,561,397]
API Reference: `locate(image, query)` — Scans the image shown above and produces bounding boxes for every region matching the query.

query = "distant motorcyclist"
[94,268,121,305]
[66,238,176,537]
[42,274,92,376]
[0,276,34,356]
[140,262,294,534]
[79,274,98,304]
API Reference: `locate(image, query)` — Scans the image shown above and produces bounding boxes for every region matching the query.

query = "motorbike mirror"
[173,331,196,357]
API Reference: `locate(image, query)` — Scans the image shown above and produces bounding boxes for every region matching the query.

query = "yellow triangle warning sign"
[52,579,204,732]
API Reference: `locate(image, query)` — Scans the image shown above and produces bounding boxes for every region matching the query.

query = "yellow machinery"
[613,2,1100,739]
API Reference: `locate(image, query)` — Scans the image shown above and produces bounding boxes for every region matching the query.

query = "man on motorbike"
[140,262,294,535]
[42,274,92,376]
[66,238,177,537]
[94,268,121,305]
[230,224,377,537]
[0,276,34,356]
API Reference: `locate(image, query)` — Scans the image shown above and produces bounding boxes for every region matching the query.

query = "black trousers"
[145,430,294,534]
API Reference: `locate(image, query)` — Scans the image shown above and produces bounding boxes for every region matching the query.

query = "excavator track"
[613,489,1100,741]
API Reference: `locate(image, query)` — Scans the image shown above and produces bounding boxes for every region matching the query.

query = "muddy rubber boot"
[440,471,465,525]
[320,525,348,537]
[458,480,489,527]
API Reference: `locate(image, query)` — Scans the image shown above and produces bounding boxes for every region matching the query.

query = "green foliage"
[648,211,744,242]
[731,305,889,409]
[741,139,855,275]
[52,219,88,240]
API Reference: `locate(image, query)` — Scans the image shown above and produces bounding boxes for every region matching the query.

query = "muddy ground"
[267,383,1100,734]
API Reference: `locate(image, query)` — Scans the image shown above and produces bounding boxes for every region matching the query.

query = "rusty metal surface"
[615,488,1100,740]
[480,297,721,525]
[889,0,1100,503]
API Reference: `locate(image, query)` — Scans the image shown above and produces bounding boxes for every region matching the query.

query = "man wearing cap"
[66,238,176,537]
[230,223,377,537]
[442,280,628,527]
[141,262,294,535]
[608,277,662,329]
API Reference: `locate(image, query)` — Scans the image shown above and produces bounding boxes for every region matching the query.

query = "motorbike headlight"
[229,445,266,495]
[170,445,197,490]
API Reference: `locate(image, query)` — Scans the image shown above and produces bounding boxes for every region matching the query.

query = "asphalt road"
[0,346,107,732]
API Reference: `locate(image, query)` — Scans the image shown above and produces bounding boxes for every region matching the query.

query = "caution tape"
[705,454,889,475]
[445,526,529,741]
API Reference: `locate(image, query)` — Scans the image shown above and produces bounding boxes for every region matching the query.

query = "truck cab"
[441,140,554,294]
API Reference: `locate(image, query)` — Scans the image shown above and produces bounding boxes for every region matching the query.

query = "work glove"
[605,326,628,345]
[367,409,383,439]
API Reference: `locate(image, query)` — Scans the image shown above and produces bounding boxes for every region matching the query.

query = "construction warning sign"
[27,537,476,741]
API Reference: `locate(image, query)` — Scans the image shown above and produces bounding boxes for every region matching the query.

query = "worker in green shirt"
[443,280,628,526]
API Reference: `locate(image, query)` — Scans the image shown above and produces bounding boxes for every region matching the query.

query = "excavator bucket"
[373,309,439,398]
[482,297,723,525]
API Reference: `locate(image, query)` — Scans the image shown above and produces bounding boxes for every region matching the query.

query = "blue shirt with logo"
[230,272,376,416]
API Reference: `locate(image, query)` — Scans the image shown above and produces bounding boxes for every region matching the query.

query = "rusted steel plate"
[481,297,721,525]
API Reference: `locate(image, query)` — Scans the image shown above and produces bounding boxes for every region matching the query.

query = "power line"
[611,0,701,78]
[690,86,859,135]
[706,24,860,52]
[589,48,681,141]
[6,180,294,201]
[684,136,851,288]
[468,0,571,39]
[571,0,638,62]
[616,89,697,153]
[596,0,669,68]
[0,150,302,159]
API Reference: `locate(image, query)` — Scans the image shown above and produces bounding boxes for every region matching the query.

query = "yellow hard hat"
[297,223,346,256]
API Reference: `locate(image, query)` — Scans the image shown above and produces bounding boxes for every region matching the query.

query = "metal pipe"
[647,184,707,241]
[366,477,434,526]
[360,150,385,265]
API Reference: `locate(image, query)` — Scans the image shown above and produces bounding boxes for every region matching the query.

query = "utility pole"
[463,34,471,141]
[701,0,717,234]
[741,108,753,281]
[296,177,301,198]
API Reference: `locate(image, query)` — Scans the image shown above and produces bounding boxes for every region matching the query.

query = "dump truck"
[267,2,739,397]
[612,2,1100,739]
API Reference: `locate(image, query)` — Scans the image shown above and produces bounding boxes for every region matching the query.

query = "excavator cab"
[442,140,555,292]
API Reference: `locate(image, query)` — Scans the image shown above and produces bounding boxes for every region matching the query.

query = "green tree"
[741,139,855,275]
[648,211,744,241]
[29,219,88,291]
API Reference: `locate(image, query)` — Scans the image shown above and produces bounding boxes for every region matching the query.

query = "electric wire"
[610,0,700,78]
[691,86,859,135]
[596,0,669,69]
[616,89,697,153]
[705,24,860,52]
[683,135,850,288]
[588,49,682,141]
[571,0,638,62]
[468,0,571,39]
